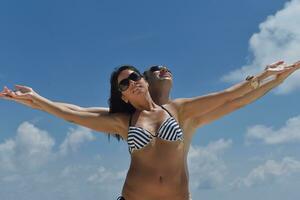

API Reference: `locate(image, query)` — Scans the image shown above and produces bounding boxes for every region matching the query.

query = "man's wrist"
[245,75,260,89]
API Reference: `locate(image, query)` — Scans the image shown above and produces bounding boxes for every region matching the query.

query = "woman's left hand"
[1,85,41,109]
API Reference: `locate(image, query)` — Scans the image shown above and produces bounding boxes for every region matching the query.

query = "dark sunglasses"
[149,65,171,73]
[118,71,142,92]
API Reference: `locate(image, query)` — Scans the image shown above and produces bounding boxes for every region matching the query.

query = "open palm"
[0,85,39,109]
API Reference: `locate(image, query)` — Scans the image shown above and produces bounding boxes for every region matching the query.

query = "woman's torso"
[121,105,191,200]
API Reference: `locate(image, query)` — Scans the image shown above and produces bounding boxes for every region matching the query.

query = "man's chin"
[158,76,172,81]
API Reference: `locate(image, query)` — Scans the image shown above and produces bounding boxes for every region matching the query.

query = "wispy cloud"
[231,157,300,188]
[188,139,232,190]
[87,166,126,188]
[59,126,95,156]
[221,0,300,95]
[246,115,300,145]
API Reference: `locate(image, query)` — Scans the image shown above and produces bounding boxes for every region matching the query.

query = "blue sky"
[1,0,300,199]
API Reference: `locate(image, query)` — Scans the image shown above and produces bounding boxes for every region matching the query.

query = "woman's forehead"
[117,69,134,82]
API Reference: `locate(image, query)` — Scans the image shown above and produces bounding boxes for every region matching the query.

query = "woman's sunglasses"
[149,65,171,73]
[118,71,142,92]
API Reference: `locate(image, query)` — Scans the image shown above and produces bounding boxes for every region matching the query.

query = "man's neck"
[150,87,171,105]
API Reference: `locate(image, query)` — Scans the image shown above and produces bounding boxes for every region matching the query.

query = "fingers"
[2,86,16,95]
[272,60,285,66]
[15,84,27,90]
[14,85,25,92]
[294,60,300,69]
[2,87,15,97]
[3,86,10,92]
[0,90,15,101]
[0,87,9,97]
[265,60,285,70]
[283,60,300,71]
[1,85,34,102]
[1,86,24,99]
[1,96,14,101]
[14,84,33,93]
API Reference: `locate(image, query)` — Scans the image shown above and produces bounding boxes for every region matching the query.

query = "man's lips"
[159,72,171,78]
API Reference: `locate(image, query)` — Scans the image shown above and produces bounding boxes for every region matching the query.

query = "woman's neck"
[132,92,156,111]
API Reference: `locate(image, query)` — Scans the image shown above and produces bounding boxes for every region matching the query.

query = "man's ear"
[121,94,129,103]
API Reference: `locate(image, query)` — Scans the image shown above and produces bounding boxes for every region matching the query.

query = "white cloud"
[0,140,16,171]
[188,139,232,190]
[87,166,126,188]
[246,115,300,144]
[0,122,97,172]
[15,122,55,169]
[222,0,300,95]
[59,127,95,156]
[232,157,300,188]
[57,164,126,199]
[0,122,124,200]
[0,122,55,172]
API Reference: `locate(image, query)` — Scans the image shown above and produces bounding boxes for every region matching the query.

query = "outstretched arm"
[174,61,288,120]
[191,61,300,130]
[0,87,109,114]
[44,102,109,113]
[0,85,128,138]
[1,87,109,114]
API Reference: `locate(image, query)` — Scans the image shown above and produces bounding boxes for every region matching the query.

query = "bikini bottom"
[117,195,192,200]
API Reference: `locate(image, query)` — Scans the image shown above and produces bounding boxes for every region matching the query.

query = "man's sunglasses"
[149,65,171,73]
[118,71,142,92]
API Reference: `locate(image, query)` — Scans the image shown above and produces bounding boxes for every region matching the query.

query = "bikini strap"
[160,105,173,117]
[129,114,133,126]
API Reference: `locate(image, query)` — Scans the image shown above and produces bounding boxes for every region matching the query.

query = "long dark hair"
[108,65,142,141]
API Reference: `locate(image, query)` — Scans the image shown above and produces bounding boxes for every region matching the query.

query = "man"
[142,61,299,147]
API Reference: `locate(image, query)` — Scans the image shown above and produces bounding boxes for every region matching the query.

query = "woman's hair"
[108,65,142,141]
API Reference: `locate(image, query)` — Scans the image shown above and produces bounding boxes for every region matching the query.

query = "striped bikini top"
[127,106,184,154]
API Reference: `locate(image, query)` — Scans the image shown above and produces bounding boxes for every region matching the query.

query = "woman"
[1,62,300,200]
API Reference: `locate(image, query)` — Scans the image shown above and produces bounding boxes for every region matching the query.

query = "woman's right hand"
[0,85,41,110]
[276,60,300,82]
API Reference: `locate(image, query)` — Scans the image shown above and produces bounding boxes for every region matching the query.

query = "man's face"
[144,66,173,89]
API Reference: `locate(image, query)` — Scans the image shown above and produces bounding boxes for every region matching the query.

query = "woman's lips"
[132,85,142,94]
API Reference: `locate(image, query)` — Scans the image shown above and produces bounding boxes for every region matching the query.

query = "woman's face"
[117,69,149,103]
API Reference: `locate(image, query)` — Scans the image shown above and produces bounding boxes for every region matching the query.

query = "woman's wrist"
[31,92,53,109]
